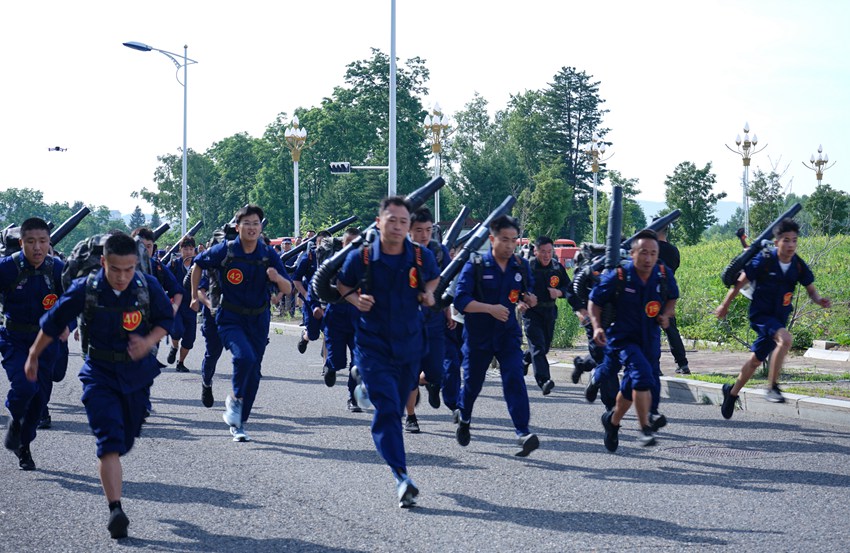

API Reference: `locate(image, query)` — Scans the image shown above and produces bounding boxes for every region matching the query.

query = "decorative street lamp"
[123,41,198,237]
[583,132,613,244]
[283,116,308,237]
[725,122,766,238]
[423,102,452,223]
[802,144,836,186]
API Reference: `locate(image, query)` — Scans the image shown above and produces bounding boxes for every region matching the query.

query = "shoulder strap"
[359,243,372,293]
[412,243,425,293]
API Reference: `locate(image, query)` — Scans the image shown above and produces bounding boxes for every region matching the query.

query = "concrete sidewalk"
[549,341,850,427]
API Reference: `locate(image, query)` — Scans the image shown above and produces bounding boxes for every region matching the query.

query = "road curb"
[660,376,850,427]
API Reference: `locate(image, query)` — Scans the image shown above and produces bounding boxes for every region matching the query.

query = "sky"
[2,0,848,220]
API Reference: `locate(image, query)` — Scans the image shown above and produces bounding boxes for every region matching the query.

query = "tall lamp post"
[802,144,836,186]
[423,103,452,223]
[283,117,308,237]
[583,133,613,244]
[123,41,197,237]
[725,122,766,238]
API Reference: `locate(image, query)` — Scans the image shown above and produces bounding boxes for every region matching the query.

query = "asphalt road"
[2,325,850,552]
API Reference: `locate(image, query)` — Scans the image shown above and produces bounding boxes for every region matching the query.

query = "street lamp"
[802,144,836,186]
[725,122,766,238]
[423,102,453,223]
[583,132,613,244]
[283,116,308,237]
[123,41,198,237]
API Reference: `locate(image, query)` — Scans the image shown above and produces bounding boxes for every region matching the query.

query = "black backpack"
[0,227,22,257]
[61,234,151,290]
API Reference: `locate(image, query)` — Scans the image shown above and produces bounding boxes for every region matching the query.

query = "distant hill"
[637,200,739,224]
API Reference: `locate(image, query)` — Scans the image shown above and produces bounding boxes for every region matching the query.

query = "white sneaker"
[230,426,250,442]
[350,366,373,409]
[223,395,242,427]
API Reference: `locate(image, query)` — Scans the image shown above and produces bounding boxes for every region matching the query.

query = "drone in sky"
[48,146,68,152]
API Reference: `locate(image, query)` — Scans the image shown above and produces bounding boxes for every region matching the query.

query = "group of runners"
[2,196,830,539]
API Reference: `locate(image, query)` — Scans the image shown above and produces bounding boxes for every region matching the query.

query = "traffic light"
[329,162,351,174]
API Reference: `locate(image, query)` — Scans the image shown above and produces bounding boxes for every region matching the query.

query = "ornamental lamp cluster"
[284,116,308,163]
[803,144,836,186]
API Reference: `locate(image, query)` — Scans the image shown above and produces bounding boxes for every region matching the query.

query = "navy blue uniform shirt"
[337,239,439,364]
[454,251,534,351]
[0,253,65,337]
[40,270,174,394]
[744,251,813,323]
[589,260,679,351]
[193,237,290,325]
[151,257,181,300]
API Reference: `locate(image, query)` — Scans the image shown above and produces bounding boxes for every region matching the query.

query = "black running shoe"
[4,418,21,451]
[107,507,130,539]
[37,415,52,430]
[322,366,336,387]
[297,336,308,354]
[585,377,600,403]
[601,410,619,452]
[541,380,555,396]
[649,413,667,432]
[426,382,441,409]
[175,362,190,373]
[347,398,363,413]
[456,414,471,447]
[721,383,737,419]
[515,433,540,457]
[201,384,214,408]
[571,356,584,384]
[675,364,691,375]
[15,445,35,471]
[404,415,420,434]
[166,347,177,365]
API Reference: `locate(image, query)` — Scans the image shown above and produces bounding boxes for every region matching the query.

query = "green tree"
[149,209,162,229]
[592,171,647,243]
[128,205,146,229]
[447,94,530,225]
[0,188,49,226]
[541,67,609,240]
[704,206,746,241]
[522,158,571,239]
[748,167,786,233]
[806,184,850,235]
[664,161,727,245]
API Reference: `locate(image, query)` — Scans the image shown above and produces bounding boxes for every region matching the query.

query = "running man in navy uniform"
[26,232,174,539]
[403,206,450,433]
[589,230,678,451]
[196,268,224,408]
[453,215,540,457]
[1,218,66,470]
[293,231,330,356]
[190,205,292,442]
[336,196,440,508]
[521,236,570,396]
[320,227,363,411]
[167,237,198,372]
[715,218,830,415]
